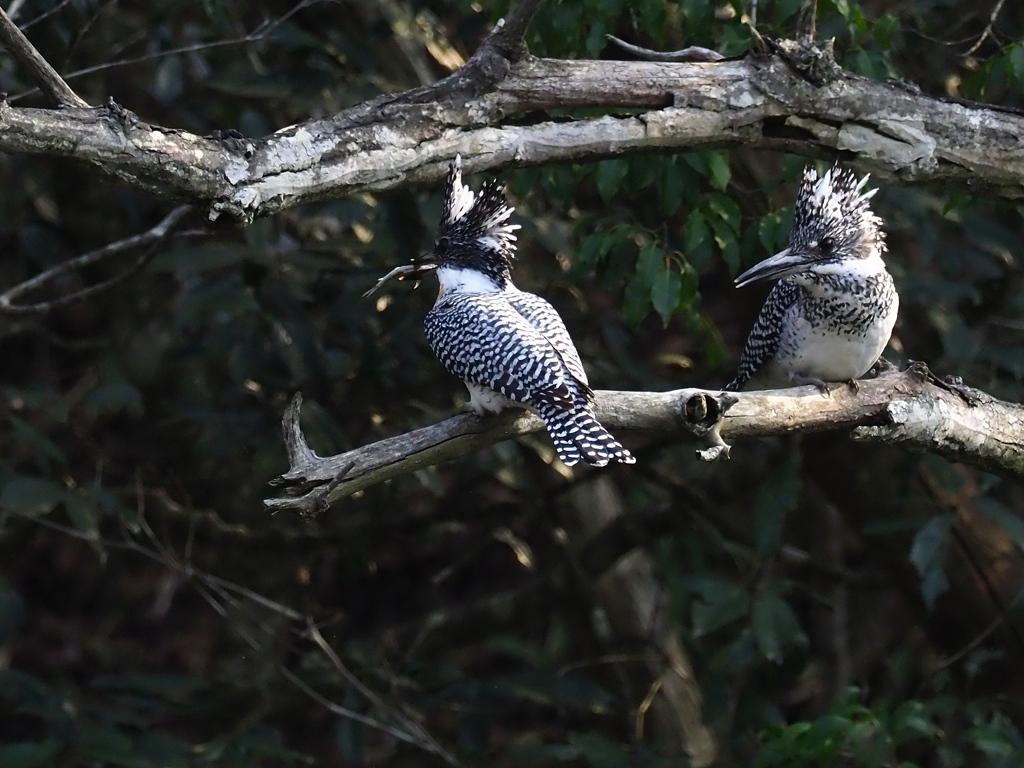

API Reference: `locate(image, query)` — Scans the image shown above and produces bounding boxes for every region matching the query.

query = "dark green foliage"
[2,0,1024,765]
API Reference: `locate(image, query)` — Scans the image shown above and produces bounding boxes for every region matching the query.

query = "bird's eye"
[819,236,834,255]
[437,236,452,249]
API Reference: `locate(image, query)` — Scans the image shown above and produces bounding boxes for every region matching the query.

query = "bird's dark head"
[421,156,520,292]
[735,164,887,288]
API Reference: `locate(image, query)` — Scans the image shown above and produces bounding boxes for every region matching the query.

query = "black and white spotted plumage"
[726,165,899,391]
[420,157,633,467]
[727,280,802,389]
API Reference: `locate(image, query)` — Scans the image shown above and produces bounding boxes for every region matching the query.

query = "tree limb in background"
[0,205,193,315]
[0,5,87,107]
[265,366,1024,516]
[0,1,1018,221]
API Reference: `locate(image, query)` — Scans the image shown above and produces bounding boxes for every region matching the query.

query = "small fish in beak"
[363,260,438,298]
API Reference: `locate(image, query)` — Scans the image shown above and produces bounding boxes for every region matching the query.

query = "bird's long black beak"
[363,256,438,297]
[734,247,810,288]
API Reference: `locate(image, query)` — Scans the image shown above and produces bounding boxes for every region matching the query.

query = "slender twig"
[606,34,724,62]
[9,0,316,102]
[63,0,313,79]
[58,0,113,73]
[0,4,87,106]
[0,205,193,315]
[30,513,458,761]
[305,620,458,765]
[275,665,452,758]
[964,0,1007,57]
[19,0,73,31]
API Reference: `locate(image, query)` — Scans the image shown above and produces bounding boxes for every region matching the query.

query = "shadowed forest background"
[2,0,1024,765]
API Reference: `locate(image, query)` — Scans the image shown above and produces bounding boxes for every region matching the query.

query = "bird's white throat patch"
[804,249,887,280]
[436,266,504,295]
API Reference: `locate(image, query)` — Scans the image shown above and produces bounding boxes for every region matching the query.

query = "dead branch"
[265,366,1024,516]
[0,3,1016,222]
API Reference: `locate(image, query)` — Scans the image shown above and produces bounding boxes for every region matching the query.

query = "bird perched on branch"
[725,164,898,393]
[370,157,633,468]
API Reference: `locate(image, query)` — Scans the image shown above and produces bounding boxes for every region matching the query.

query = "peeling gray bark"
[265,368,1024,515]
[0,41,1022,222]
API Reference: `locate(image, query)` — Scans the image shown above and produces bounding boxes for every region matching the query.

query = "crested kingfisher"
[376,157,635,467]
[725,165,898,393]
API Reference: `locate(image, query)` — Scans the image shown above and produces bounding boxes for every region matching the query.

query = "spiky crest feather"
[790,164,886,259]
[434,156,520,282]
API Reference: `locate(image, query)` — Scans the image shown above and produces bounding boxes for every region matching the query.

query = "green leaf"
[8,416,66,465]
[683,152,707,176]
[660,162,684,217]
[577,231,610,269]
[753,459,802,559]
[709,215,741,275]
[708,152,731,191]
[650,269,682,325]
[891,700,938,745]
[685,575,750,637]
[76,726,138,766]
[596,160,628,204]
[85,381,144,418]
[133,732,191,768]
[0,741,63,768]
[585,20,608,58]
[909,513,953,609]
[752,590,807,663]
[965,723,1014,757]
[757,210,788,257]
[684,209,712,272]
[635,242,664,290]
[1011,45,1024,83]
[874,15,899,49]
[622,273,651,326]
[567,732,630,768]
[0,477,65,519]
[705,192,741,232]
[64,492,102,551]
[0,578,25,647]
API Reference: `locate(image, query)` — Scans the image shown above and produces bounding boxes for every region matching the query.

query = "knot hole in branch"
[682,392,735,463]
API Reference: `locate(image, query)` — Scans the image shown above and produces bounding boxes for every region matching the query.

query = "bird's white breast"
[780,292,898,382]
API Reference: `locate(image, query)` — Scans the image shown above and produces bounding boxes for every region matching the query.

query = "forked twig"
[0,205,193,315]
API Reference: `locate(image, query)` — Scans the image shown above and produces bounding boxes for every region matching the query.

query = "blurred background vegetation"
[2,0,1024,765]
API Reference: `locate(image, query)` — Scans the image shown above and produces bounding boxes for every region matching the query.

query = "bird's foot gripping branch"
[265,365,1024,517]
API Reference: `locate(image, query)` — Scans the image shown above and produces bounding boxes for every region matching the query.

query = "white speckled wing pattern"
[425,292,633,467]
[725,280,802,391]
[505,289,591,391]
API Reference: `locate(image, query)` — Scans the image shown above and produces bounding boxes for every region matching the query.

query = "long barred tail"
[539,405,635,467]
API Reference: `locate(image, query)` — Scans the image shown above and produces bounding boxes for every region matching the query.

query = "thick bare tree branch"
[264,367,1024,515]
[0,13,1019,222]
